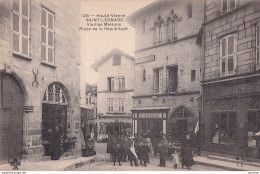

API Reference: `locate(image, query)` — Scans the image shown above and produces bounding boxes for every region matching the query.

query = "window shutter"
[48,48,54,63]
[114,99,118,112]
[22,37,28,55]
[48,13,54,30]
[13,13,19,32]
[12,0,19,12]
[41,27,46,44]
[22,0,28,17]
[13,33,19,52]
[41,9,46,27]
[233,34,237,73]
[41,45,46,60]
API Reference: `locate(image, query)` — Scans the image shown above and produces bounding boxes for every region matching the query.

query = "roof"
[91,48,135,72]
[126,0,167,27]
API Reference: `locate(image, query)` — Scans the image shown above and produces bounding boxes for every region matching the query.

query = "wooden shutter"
[22,0,28,17]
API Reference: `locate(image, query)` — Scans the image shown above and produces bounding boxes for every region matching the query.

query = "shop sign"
[206,81,260,98]
[139,112,162,119]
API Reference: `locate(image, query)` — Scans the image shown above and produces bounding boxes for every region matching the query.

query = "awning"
[131,106,170,111]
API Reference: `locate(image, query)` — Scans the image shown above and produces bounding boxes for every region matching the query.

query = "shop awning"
[131,106,170,111]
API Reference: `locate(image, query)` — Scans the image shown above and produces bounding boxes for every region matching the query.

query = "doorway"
[0,73,24,164]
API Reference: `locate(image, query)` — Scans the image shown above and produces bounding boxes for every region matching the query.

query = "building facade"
[93,48,134,138]
[127,0,204,142]
[81,84,97,141]
[202,0,260,158]
[0,0,81,164]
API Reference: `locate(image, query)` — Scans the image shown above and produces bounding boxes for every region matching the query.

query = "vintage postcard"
[0,0,260,172]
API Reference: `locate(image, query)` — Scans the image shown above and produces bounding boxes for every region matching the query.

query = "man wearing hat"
[158,134,169,167]
[140,140,150,167]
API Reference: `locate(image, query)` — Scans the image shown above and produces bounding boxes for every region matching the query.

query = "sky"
[80,0,155,84]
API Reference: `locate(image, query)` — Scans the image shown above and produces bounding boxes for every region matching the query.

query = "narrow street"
[76,143,224,171]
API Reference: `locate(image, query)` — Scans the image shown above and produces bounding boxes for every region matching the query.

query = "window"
[167,10,178,41]
[191,70,196,81]
[113,55,121,66]
[167,65,178,93]
[43,84,66,103]
[86,97,88,104]
[154,68,163,94]
[188,3,192,18]
[118,77,125,91]
[108,77,114,91]
[89,97,92,104]
[12,0,30,56]
[142,69,146,82]
[107,98,114,112]
[154,16,164,45]
[118,99,125,113]
[222,0,237,13]
[177,120,188,134]
[256,23,260,70]
[220,34,237,76]
[212,112,236,145]
[41,7,54,64]
[142,20,146,33]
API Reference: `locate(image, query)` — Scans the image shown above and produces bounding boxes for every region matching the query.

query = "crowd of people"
[106,132,195,169]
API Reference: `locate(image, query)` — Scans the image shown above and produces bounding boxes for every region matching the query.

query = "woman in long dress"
[181,134,195,169]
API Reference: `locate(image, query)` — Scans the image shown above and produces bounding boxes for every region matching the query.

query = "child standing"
[172,150,181,169]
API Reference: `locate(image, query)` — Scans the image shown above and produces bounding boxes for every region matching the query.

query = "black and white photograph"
[0,0,260,172]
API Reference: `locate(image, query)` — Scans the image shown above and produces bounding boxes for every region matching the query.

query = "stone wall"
[0,0,81,161]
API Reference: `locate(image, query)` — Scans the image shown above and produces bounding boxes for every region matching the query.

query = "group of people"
[106,132,195,169]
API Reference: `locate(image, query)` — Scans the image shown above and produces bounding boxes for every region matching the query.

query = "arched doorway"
[169,106,195,142]
[0,73,24,164]
[42,83,67,156]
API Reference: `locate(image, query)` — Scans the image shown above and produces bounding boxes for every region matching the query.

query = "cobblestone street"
[75,143,224,171]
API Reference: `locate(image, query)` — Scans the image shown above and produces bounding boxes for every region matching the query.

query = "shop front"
[131,107,169,138]
[203,75,260,159]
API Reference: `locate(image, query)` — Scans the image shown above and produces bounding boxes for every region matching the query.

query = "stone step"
[208,155,260,168]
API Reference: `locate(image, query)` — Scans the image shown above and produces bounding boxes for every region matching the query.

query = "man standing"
[158,134,168,167]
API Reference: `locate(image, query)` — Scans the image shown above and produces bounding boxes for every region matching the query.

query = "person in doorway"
[158,134,168,167]
[181,134,195,169]
[50,125,62,160]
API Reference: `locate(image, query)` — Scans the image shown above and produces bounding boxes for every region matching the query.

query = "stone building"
[127,0,204,141]
[202,0,260,158]
[81,83,97,140]
[0,0,81,164]
[92,48,134,138]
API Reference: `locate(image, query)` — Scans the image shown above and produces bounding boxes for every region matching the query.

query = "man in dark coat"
[181,134,195,169]
[128,141,138,167]
[158,134,168,167]
[112,142,123,166]
[121,136,131,162]
[139,141,150,167]
[107,133,116,162]
[50,125,61,160]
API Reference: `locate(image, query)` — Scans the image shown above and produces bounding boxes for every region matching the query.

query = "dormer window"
[113,55,121,66]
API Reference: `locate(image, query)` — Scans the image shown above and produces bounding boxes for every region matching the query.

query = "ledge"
[12,52,32,61]
[132,91,200,98]
[41,61,57,69]
[97,89,134,93]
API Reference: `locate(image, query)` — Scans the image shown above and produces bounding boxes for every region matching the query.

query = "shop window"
[113,55,121,66]
[222,0,237,13]
[12,0,30,57]
[220,34,237,76]
[154,68,163,94]
[247,110,260,147]
[41,6,55,64]
[167,65,178,92]
[118,77,125,90]
[108,77,114,91]
[256,23,260,70]
[212,112,237,145]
